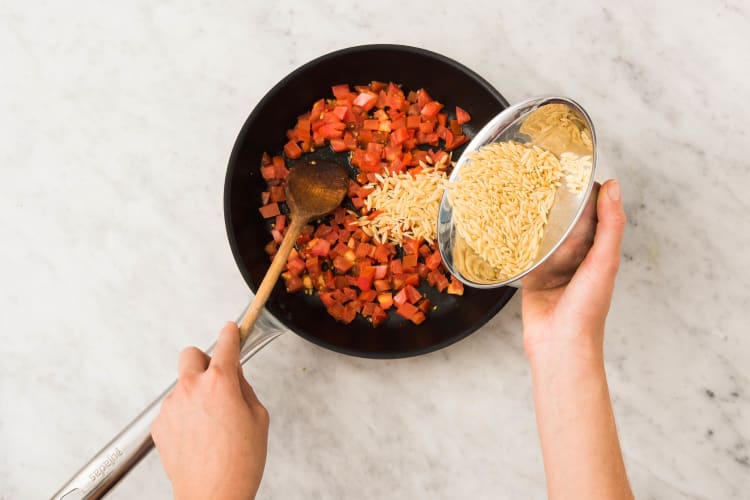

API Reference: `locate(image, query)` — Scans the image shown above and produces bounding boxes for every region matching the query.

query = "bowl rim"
[438,95,598,288]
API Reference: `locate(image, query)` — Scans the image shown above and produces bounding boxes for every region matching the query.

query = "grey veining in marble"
[1,1,748,498]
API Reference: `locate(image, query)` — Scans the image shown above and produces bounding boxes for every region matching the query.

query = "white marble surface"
[1,1,749,498]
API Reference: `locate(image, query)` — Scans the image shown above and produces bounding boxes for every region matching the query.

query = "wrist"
[526,334,604,379]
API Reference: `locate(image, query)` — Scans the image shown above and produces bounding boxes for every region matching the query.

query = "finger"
[210,322,241,371]
[564,179,626,309]
[178,346,210,378]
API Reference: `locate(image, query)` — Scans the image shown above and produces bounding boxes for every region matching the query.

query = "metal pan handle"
[50,308,285,500]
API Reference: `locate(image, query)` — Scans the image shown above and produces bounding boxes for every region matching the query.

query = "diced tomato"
[330,138,348,152]
[259,203,280,219]
[390,127,410,146]
[261,191,270,205]
[390,259,403,275]
[331,84,351,100]
[420,101,443,117]
[447,277,464,295]
[286,257,306,276]
[355,242,374,258]
[361,301,378,317]
[358,289,377,303]
[406,115,421,129]
[363,119,380,130]
[394,288,409,307]
[373,265,388,280]
[275,214,287,231]
[416,89,433,108]
[373,279,391,292]
[342,287,358,302]
[425,251,442,270]
[456,106,471,125]
[404,284,422,304]
[404,273,420,286]
[269,186,286,202]
[353,92,377,111]
[319,122,346,139]
[410,311,426,325]
[446,134,468,150]
[374,244,391,263]
[296,117,311,141]
[333,106,348,121]
[333,255,354,273]
[371,306,388,326]
[308,238,331,257]
[449,119,463,137]
[377,292,393,310]
[284,275,304,293]
[319,292,336,308]
[418,299,433,315]
[435,272,450,292]
[402,254,418,270]
[396,302,419,321]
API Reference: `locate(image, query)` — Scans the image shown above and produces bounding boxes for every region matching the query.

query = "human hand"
[152,322,269,500]
[521,180,626,363]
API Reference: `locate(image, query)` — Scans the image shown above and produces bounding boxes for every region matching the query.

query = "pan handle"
[50,308,285,500]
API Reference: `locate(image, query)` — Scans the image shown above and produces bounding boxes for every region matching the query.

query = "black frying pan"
[224,44,516,358]
[52,45,519,499]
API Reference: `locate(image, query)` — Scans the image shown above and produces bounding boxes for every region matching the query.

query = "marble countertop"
[2,1,748,498]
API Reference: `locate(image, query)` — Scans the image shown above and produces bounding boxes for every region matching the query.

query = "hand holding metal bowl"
[438,97,608,291]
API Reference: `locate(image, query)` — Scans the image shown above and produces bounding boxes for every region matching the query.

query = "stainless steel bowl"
[437,96,607,289]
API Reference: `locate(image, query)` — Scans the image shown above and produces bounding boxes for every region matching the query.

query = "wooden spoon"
[238,160,349,345]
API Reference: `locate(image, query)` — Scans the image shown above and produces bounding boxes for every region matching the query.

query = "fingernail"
[607,180,621,202]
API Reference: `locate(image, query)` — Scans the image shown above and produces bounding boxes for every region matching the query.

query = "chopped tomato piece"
[332,106,348,121]
[404,284,422,304]
[390,127,410,146]
[319,122,346,139]
[425,251,442,270]
[394,288,409,307]
[259,203,280,219]
[447,277,464,295]
[358,289,377,303]
[333,255,354,273]
[402,254,418,270]
[308,238,331,257]
[373,265,388,280]
[377,292,393,310]
[371,306,388,326]
[330,138,348,152]
[410,311,426,325]
[420,101,443,117]
[396,302,419,320]
[456,106,471,125]
[373,279,391,292]
[269,186,286,202]
[275,214,286,231]
[286,257,306,276]
[353,92,378,111]
[331,84,351,100]
[418,299,433,314]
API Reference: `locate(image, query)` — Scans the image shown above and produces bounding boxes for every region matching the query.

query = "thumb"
[564,179,626,310]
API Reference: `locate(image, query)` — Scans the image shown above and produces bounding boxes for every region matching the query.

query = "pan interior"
[224,45,516,358]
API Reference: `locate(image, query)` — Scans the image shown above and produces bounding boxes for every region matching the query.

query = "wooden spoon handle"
[238,216,306,345]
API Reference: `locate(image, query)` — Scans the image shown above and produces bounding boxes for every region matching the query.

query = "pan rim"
[224,43,515,359]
